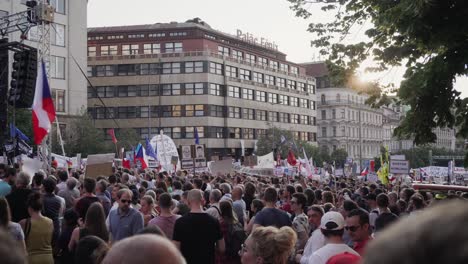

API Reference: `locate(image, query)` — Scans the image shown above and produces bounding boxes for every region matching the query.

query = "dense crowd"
[0,162,468,264]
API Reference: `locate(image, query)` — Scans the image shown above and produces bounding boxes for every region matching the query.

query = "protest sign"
[21,155,43,178]
[209,159,233,175]
[85,153,115,178]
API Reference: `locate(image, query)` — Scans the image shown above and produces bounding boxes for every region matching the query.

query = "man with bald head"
[232,186,247,225]
[173,189,224,264]
[103,234,186,264]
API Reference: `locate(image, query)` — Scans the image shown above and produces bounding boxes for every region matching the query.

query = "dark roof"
[87,20,287,57]
[300,62,329,77]
[87,22,206,33]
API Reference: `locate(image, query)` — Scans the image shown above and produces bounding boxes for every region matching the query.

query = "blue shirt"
[107,207,144,242]
[254,207,292,228]
[0,180,12,197]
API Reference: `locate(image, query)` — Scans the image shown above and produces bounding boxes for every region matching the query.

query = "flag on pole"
[194,127,200,145]
[32,60,56,145]
[361,167,369,176]
[302,148,312,177]
[135,143,148,169]
[240,140,245,157]
[287,149,297,166]
[145,137,158,160]
[291,138,299,152]
[9,123,30,142]
[107,128,118,144]
[280,135,286,144]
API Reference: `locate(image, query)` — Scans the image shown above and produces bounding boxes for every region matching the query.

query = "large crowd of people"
[0,162,467,264]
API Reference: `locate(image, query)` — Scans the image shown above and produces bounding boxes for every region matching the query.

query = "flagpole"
[114,142,119,159]
[55,117,66,157]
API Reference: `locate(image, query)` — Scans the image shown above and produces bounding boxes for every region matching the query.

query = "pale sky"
[87,0,467,98]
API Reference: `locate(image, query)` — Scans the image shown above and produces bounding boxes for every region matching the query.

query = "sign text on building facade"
[236,30,278,51]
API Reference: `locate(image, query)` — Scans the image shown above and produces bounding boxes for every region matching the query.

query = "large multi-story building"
[86,20,317,160]
[304,62,457,162]
[0,0,88,122]
[303,62,385,163]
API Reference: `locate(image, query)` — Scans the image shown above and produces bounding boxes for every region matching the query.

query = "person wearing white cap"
[307,211,360,264]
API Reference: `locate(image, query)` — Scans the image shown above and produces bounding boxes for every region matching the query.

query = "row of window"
[320,94,367,105]
[320,109,382,124]
[209,62,314,93]
[217,46,299,75]
[88,32,188,41]
[122,126,316,142]
[28,23,65,47]
[87,84,316,110]
[88,105,317,125]
[87,61,315,94]
[88,42,183,56]
[320,126,383,139]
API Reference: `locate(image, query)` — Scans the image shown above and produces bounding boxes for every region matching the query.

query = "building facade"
[0,0,88,120]
[382,101,457,152]
[303,62,384,163]
[86,20,317,160]
[304,62,458,162]
[316,87,384,161]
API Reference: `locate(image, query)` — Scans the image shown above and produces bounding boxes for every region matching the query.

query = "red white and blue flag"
[361,167,369,176]
[32,60,56,145]
[135,143,148,170]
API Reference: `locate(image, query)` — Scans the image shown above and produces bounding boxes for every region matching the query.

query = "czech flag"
[135,143,148,170]
[361,167,369,176]
[32,60,56,145]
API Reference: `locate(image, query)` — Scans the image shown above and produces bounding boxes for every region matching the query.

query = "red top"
[353,237,372,255]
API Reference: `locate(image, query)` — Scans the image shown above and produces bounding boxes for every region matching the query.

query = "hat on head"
[326,252,361,264]
[320,211,345,230]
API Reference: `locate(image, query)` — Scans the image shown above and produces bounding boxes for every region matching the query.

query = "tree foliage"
[331,148,348,167]
[8,108,33,142]
[288,0,468,165]
[373,146,465,169]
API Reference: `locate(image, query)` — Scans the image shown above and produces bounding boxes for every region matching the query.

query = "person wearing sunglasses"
[307,211,359,264]
[345,209,371,255]
[107,189,144,242]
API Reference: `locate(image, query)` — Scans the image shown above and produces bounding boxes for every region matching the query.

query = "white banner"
[256,152,275,168]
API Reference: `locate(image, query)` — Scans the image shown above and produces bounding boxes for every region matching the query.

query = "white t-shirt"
[301,229,326,264]
[307,243,359,264]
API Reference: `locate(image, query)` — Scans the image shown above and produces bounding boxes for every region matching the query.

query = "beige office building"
[87,20,317,159]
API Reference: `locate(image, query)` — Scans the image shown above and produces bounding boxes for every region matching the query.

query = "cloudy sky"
[88,0,467,98]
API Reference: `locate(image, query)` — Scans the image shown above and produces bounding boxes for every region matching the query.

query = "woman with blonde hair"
[240,226,297,264]
[140,195,158,226]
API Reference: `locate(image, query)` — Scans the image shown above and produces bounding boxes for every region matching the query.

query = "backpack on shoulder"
[225,222,247,257]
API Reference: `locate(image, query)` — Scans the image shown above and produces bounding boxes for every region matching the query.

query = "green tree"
[256,127,294,157]
[298,141,321,166]
[115,128,140,151]
[256,127,326,164]
[8,108,33,142]
[288,0,468,166]
[331,148,348,168]
[63,113,109,156]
